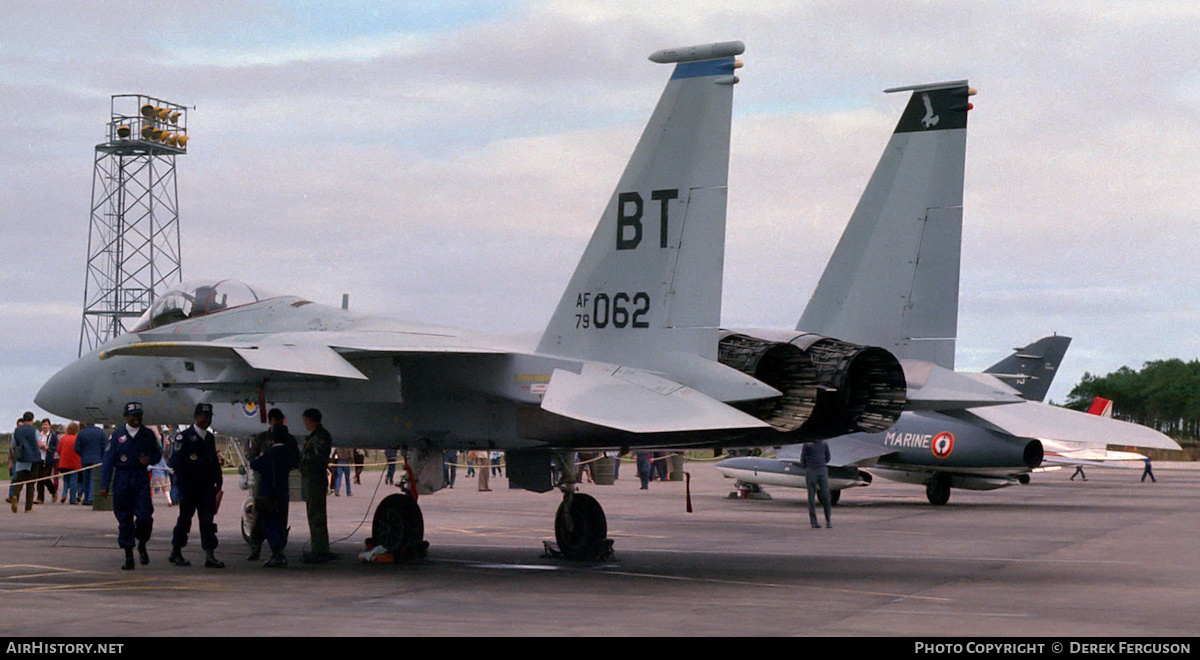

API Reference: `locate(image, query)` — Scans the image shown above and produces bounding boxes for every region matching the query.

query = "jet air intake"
[1023,439,1044,469]
[718,332,906,436]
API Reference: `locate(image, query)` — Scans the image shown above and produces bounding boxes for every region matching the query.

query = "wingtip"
[648,40,744,64]
[884,79,972,94]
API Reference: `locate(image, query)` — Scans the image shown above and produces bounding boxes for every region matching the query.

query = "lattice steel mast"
[79,95,189,355]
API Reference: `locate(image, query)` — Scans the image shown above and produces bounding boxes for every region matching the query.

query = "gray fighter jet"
[36,42,909,559]
[715,81,1177,505]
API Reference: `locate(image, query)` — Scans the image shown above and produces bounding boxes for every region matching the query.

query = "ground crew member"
[99,402,162,570]
[251,424,299,567]
[300,408,333,564]
[168,403,225,568]
[800,438,833,529]
[245,408,288,561]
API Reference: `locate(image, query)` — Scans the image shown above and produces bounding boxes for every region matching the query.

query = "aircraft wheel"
[372,493,425,555]
[829,489,841,506]
[925,477,951,506]
[555,493,607,560]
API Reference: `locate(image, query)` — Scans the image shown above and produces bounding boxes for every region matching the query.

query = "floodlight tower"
[79,95,190,355]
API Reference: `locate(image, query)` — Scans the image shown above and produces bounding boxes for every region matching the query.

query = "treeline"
[1065,359,1200,440]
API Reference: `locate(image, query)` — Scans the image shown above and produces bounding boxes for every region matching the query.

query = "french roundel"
[931,432,955,459]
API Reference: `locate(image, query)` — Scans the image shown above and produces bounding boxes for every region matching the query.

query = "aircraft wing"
[540,363,771,433]
[100,339,371,380]
[902,360,1026,410]
[1041,453,1145,469]
[99,331,508,381]
[1039,438,1147,466]
[952,401,1181,450]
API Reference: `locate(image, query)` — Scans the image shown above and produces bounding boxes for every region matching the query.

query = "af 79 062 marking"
[574,291,650,329]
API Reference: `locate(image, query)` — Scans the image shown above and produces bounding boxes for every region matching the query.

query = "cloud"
[4,1,1200,419]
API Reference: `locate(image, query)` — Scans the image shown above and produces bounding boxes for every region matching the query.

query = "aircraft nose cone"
[35,359,91,419]
[35,367,70,416]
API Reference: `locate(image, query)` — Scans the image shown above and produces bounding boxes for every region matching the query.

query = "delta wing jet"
[1039,398,1151,468]
[37,42,908,560]
[715,81,1177,505]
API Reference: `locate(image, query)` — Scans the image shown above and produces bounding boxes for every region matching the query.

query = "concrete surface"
[0,459,1196,637]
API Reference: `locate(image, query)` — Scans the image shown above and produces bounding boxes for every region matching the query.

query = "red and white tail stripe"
[1087,397,1113,418]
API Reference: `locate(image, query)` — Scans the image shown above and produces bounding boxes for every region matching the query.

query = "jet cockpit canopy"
[131,279,280,331]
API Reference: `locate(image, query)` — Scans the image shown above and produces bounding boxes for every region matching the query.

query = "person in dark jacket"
[1141,456,1157,483]
[800,439,833,529]
[251,424,299,567]
[100,402,162,569]
[9,413,39,513]
[73,423,106,505]
[244,408,289,561]
[168,404,225,568]
[636,451,651,490]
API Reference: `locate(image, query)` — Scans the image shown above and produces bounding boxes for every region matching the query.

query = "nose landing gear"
[370,492,428,560]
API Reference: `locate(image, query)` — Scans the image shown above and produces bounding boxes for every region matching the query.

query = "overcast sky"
[3,1,1199,424]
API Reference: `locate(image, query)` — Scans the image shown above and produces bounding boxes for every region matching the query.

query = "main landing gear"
[551,492,612,561]
[544,452,613,561]
[366,448,614,562]
[925,475,951,506]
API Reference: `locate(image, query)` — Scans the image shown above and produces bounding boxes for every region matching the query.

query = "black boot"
[263,553,287,568]
[204,551,225,569]
[246,544,262,561]
[122,548,135,571]
[168,547,191,566]
[138,541,150,565]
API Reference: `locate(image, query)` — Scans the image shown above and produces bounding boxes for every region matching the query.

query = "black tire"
[829,489,841,506]
[372,493,425,553]
[241,499,253,544]
[926,477,951,506]
[554,493,607,560]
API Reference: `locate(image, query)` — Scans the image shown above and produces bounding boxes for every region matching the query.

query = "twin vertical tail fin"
[536,42,743,368]
[798,81,974,370]
[983,335,1072,402]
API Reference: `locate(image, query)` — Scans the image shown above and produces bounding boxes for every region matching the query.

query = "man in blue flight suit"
[800,438,833,529]
[251,424,299,568]
[99,402,162,570]
[168,403,226,569]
